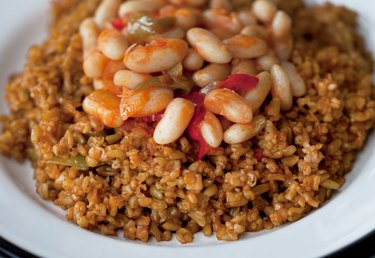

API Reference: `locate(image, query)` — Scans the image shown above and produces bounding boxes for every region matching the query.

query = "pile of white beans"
[80,0,306,148]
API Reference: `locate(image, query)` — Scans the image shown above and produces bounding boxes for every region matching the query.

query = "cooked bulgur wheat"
[1,0,375,243]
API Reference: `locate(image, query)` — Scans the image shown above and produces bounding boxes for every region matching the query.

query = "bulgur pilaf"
[0,0,374,243]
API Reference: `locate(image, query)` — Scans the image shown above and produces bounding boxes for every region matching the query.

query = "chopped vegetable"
[127,12,175,42]
[183,91,205,106]
[167,63,183,78]
[96,165,119,176]
[254,149,264,161]
[105,132,123,144]
[168,77,192,93]
[135,76,192,93]
[200,81,221,95]
[184,91,212,160]
[219,73,259,96]
[48,156,89,170]
[111,18,125,31]
[186,105,210,160]
[166,63,192,93]
[134,77,160,90]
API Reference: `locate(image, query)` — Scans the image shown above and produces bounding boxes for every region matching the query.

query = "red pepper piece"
[219,73,259,96]
[184,91,212,160]
[111,18,125,31]
[254,149,264,161]
[183,91,205,106]
[186,105,212,160]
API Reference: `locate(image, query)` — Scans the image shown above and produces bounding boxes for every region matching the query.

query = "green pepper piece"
[105,132,123,144]
[127,12,175,42]
[48,155,89,170]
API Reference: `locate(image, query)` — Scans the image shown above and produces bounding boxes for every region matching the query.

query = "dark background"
[1,231,374,258]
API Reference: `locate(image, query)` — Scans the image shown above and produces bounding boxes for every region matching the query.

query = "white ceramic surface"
[0,1,374,258]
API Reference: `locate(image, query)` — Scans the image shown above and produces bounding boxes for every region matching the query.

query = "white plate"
[0,1,375,258]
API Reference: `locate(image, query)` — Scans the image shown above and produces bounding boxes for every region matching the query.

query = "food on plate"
[0,0,374,243]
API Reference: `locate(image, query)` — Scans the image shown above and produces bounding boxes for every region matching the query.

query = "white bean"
[271,11,293,61]
[271,11,292,41]
[193,63,230,87]
[202,9,243,40]
[159,4,179,18]
[245,71,272,111]
[121,88,174,119]
[204,89,253,124]
[190,0,208,5]
[224,34,268,59]
[200,111,223,148]
[190,0,209,5]
[256,50,279,71]
[231,59,257,75]
[123,38,188,73]
[79,18,99,58]
[210,0,232,11]
[281,62,306,97]
[93,78,123,95]
[175,8,199,30]
[238,10,257,26]
[93,79,105,90]
[101,59,126,80]
[183,49,205,71]
[83,51,107,78]
[153,98,195,144]
[83,89,123,128]
[275,36,293,61]
[98,29,128,60]
[135,88,174,117]
[94,0,121,29]
[160,27,185,40]
[270,64,293,111]
[241,25,268,41]
[149,0,170,3]
[223,115,266,144]
[252,0,277,24]
[187,28,232,64]
[113,70,151,89]
[118,1,162,17]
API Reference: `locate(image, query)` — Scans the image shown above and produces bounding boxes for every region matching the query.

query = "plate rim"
[1,0,375,258]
